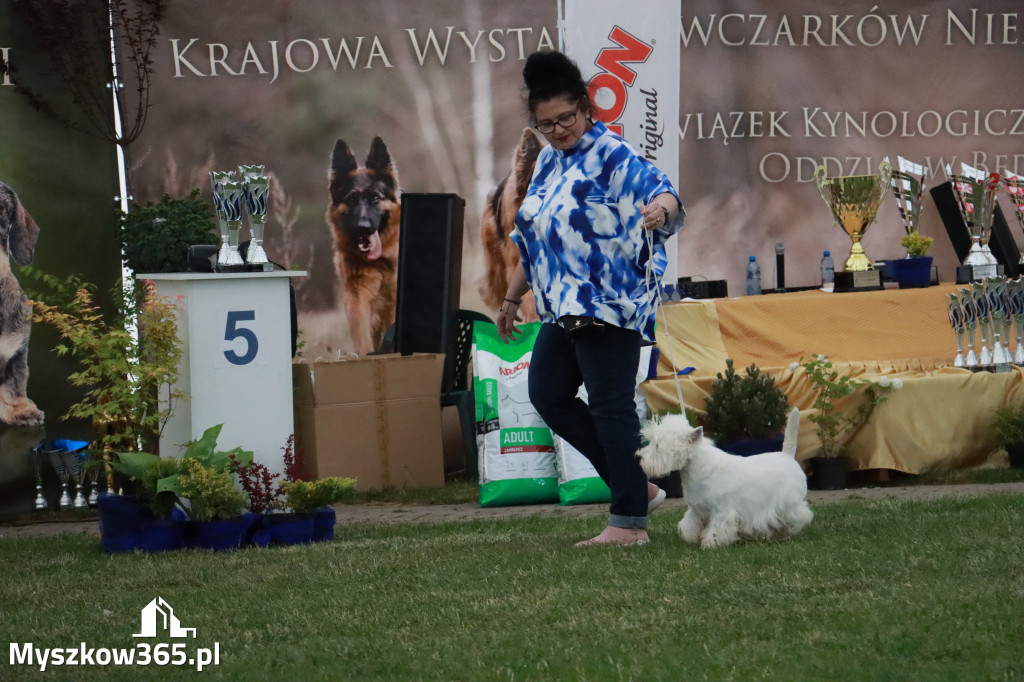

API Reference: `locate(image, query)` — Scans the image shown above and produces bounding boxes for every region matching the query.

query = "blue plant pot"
[96,493,151,553]
[191,517,250,551]
[312,507,337,542]
[137,517,186,553]
[253,512,315,547]
[889,256,932,288]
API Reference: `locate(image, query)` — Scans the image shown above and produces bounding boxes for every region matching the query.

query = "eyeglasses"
[533,111,578,134]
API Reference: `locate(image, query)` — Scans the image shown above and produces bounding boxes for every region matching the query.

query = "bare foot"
[574,526,649,547]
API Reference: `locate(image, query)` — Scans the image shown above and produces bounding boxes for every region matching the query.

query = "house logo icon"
[133,597,197,638]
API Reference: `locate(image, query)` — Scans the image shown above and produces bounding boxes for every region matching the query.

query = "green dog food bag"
[473,321,559,507]
[555,346,652,505]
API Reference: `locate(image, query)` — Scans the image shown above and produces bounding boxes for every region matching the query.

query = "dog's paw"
[0,400,45,427]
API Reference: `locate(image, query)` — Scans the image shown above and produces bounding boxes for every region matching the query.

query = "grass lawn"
[1,494,1022,681]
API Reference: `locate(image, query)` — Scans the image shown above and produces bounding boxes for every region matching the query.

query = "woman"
[497,50,684,546]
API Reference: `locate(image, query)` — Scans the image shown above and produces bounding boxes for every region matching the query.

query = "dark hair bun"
[522,50,589,112]
[523,51,581,92]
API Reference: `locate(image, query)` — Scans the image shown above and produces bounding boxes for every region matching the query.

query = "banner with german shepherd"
[118,0,1024,358]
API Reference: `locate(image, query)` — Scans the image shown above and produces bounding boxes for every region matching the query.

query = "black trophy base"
[956,264,1003,284]
[834,270,883,292]
[969,363,1012,373]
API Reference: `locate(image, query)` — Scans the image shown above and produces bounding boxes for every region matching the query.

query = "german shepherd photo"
[0,181,44,426]
[326,137,401,355]
[479,128,546,322]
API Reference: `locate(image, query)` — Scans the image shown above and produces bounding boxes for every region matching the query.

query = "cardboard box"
[292,353,446,491]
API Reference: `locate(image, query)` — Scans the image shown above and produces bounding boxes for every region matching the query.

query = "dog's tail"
[781,407,800,458]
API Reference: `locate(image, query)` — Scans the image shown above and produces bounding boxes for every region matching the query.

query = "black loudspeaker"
[931,181,1020,277]
[187,244,217,272]
[395,193,465,390]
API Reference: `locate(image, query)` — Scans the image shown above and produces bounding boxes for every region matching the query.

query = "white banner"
[562,0,682,281]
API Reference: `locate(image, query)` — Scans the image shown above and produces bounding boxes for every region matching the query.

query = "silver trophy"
[972,281,993,367]
[47,448,73,509]
[239,165,272,271]
[946,163,1001,275]
[1009,277,1024,364]
[986,277,1012,368]
[70,449,95,508]
[31,447,47,510]
[999,278,1016,365]
[947,292,966,368]
[890,156,929,234]
[210,171,245,272]
[960,287,979,368]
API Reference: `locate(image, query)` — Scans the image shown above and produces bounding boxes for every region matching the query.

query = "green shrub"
[280,477,357,513]
[703,359,789,443]
[120,190,217,274]
[177,458,249,522]
[991,403,1024,447]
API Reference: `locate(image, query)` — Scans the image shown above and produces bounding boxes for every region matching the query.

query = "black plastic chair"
[441,310,493,477]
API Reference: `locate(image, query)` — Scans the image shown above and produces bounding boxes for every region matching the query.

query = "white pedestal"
[141,272,305,476]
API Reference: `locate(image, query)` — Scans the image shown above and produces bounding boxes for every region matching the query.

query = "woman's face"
[533,96,588,151]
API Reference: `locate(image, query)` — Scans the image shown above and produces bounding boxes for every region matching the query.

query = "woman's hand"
[641,201,671,231]
[497,298,523,343]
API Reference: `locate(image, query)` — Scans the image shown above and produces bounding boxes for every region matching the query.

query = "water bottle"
[745,256,762,295]
[820,250,835,288]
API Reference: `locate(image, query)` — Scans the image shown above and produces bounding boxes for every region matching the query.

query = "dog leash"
[643,219,686,413]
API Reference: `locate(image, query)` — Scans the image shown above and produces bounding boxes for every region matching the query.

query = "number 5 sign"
[141,271,306,477]
[224,310,259,366]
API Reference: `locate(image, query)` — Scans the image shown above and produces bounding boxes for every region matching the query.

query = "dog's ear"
[511,127,544,204]
[365,137,398,194]
[687,426,703,446]
[329,139,357,200]
[10,203,39,266]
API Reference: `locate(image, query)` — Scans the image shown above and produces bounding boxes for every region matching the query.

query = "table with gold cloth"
[640,285,1023,473]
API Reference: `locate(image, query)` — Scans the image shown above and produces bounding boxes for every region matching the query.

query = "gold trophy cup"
[814,160,892,273]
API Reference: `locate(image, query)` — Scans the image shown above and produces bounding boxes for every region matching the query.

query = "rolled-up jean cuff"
[609,514,648,530]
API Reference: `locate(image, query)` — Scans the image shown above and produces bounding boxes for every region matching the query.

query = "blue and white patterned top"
[512,121,684,343]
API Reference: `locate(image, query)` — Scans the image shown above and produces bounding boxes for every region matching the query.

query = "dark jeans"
[528,321,648,529]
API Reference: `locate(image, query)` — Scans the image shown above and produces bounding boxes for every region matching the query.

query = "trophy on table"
[1008,277,1024,364]
[210,171,246,272]
[239,165,272,271]
[889,156,929,235]
[972,280,994,368]
[1002,169,1024,264]
[945,163,1001,280]
[947,292,967,368]
[1000,277,1019,365]
[960,287,980,369]
[986,277,1013,369]
[814,160,891,290]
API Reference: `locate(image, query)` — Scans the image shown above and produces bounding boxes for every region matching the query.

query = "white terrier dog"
[636,407,813,548]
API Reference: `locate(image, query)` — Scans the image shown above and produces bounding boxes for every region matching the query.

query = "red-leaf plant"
[231,434,311,514]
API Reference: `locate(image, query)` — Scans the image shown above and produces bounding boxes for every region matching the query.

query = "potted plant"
[168,423,255,550]
[702,359,789,456]
[990,403,1024,468]
[25,271,184,455]
[105,452,189,553]
[233,434,353,545]
[791,354,901,489]
[890,231,934,288]
[119,190,219,275]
